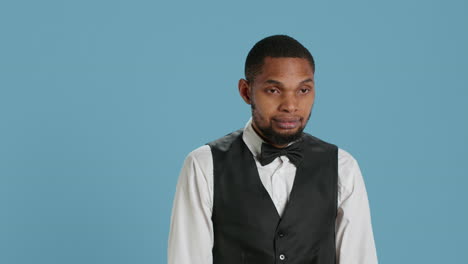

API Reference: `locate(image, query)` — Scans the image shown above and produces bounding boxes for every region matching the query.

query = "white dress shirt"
[168,118,378,264]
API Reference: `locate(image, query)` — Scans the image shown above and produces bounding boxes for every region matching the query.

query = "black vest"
[207,129,338,264]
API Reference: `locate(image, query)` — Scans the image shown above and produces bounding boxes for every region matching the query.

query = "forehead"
[256,57,314,83]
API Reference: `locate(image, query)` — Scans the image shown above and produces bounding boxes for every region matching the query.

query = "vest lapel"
[240,138,281,220]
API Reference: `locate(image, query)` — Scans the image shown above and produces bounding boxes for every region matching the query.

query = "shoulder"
[184,145,213,171]
[303,133,337,147]
[179,145,214,197]
[338,148,359,170]
[206,129,244,152]
[302,133,338,156]
[177,145,214,209]
[186,128,244,164]
[337,148,363,201]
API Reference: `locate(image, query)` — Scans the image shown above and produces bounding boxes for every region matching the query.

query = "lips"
[273,117,301,129]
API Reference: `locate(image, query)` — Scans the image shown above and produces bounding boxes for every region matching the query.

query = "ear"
[238,78,252,105]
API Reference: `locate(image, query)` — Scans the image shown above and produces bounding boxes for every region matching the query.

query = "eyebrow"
[300,78,314,84]
[264,78,314,85]
[264,79,282,85]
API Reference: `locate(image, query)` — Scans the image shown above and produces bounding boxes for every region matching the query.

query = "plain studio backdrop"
[1,0,467,263]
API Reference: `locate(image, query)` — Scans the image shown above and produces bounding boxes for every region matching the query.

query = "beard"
[251,102,311,146]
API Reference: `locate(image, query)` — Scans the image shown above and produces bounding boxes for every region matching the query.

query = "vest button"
[278,232,285,238]
[279,254,286,260]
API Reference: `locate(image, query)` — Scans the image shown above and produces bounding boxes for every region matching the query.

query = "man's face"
[239,57,315,147]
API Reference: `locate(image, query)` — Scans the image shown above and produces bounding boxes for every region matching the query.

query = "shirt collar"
[242,117,264,158]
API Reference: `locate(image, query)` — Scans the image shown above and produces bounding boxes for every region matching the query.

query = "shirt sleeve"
[336,148,378,264]
[167,146,214,264]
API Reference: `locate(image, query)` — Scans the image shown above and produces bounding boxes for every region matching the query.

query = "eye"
[299,88,311,94]
[266,87,280,94]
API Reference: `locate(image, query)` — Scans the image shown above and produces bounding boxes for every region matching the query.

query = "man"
[168,35,378,264]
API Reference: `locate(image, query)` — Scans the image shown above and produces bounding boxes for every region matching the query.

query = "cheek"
[304,100,314,111]
[301,95,315,109]
[253,94,278,114]
[257,103,277,119]
[252,104,276,125]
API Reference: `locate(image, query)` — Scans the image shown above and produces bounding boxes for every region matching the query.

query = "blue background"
[1,0,467,263]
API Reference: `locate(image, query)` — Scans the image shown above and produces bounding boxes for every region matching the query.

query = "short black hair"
[244,35,315,82]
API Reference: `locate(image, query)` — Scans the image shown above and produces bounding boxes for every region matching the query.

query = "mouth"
[273,117,301,129]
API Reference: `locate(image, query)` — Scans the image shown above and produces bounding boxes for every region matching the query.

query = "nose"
[279,93,298,113]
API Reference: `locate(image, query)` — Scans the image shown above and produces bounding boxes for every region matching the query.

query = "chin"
[275,128,300,136]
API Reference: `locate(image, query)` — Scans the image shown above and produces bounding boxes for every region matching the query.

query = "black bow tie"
[259,140,303,167]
